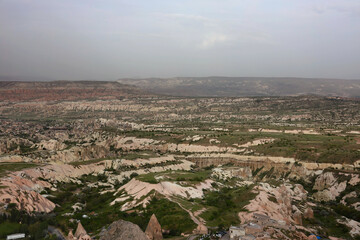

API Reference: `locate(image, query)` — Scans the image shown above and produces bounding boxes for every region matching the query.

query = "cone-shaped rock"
[145,214,163,240]
[75,222,87,239]
[67,230,75,240]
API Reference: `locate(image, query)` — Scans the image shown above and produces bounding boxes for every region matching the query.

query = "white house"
[6,233,25,240]
[229,226,245,240]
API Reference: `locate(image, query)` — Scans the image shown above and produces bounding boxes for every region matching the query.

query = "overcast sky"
[1,0,360,80]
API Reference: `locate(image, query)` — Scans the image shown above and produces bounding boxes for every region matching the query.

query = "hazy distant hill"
[118,77,360,97]
[0,75,53,82]
[0,81,149,101]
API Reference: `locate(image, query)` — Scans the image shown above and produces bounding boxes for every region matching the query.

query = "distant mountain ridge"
[117,77,360,97]
[0,80,149,101]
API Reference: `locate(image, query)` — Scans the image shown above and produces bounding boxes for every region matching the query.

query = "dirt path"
[168,197,208,234]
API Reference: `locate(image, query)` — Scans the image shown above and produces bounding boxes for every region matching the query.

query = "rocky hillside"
[118,77,360,97]
[0,80,149,101]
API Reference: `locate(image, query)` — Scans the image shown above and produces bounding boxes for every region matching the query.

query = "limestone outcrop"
[313,172,349,201]
[113,178,213,211]
[37,139,66,151]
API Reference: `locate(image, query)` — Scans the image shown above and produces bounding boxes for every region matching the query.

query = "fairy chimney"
[67,230,75,240]
[75,222,88,239]
[145,214,163,240]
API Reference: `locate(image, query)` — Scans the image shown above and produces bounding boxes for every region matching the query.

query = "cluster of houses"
[227,213,288,240]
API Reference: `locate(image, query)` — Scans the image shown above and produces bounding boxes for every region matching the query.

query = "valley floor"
[0,95,360,239]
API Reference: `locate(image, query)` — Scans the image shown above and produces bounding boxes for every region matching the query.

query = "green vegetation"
[136,170,212,184]
[258,167,275,180]
[200,185,257,227]
[69,158,115,166]
[0,221,24,239]
[303,206,352,239]
[170,170,211,183]
[43,171,197,237]
[136,172,159,183]
[332,204,360,222]
[0,162,39,178]
[252,166,264,177]
[251,134,360,164]
[112,127,360,165]
[121,151,159,160]
[0,206,52,240]
[64,140,77,149]
[143,197,197,236]
[2,95,360,239]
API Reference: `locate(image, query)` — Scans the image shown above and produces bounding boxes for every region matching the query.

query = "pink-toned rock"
[0,176,55,213]
[349,174,360,186]
[145,214,163,240]
[194,224,208,235]
[293,231,308,240]
[313,172,336,191]
[238,184,297,225]
[74,222,91,240]
[293,211,303,225]
[68,230,75,240]
[304,207,314,219]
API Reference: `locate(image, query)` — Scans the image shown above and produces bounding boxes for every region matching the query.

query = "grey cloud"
[0,0,359,80]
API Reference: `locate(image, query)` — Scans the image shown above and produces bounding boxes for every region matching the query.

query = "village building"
[229,225,245,240]
[244,222,263,235]
[6,233,25,240]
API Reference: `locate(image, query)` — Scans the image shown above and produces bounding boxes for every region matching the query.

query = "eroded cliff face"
[186,154,326,181]
[0,163,109,213]
[238,183,310,225]
[0,174,55,212]
[313,171,360,202]
[50,145,113,163]
[0,156,193,213]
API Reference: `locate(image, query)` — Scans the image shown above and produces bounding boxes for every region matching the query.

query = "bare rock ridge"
[145,214,163,240]
[99,219,148,240]
[118,77,360,97]
[0,80,149,101]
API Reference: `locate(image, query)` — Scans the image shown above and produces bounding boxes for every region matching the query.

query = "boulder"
[99,219,148,240]
[304,207,314,219]
[194,223,208,235]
